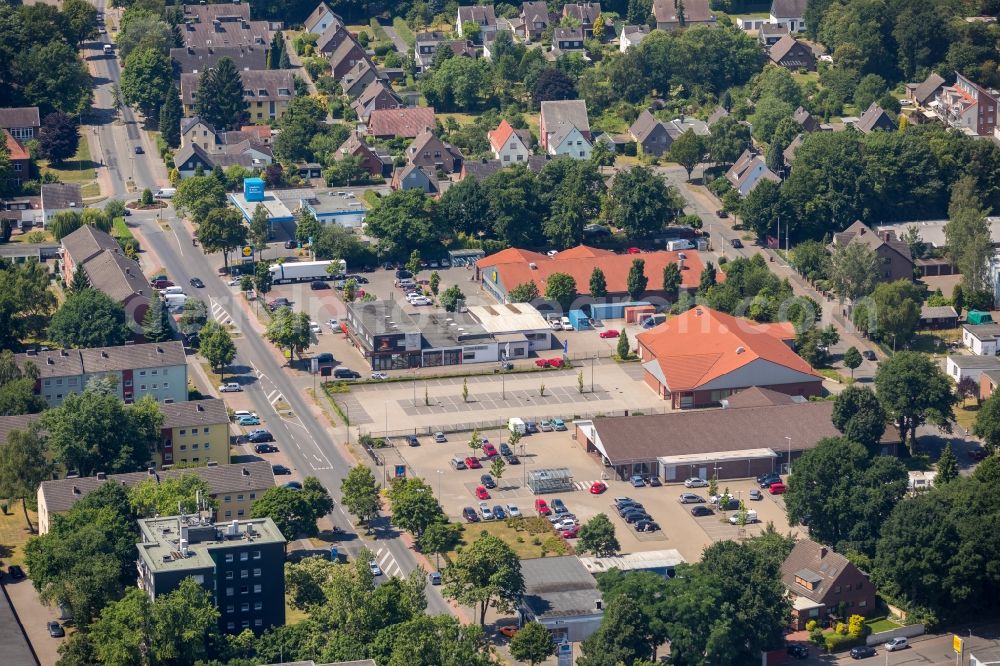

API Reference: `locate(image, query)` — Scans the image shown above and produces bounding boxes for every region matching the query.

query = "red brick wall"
[981,374,997,402]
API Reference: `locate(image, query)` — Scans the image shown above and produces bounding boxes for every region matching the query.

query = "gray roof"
[541,99,590,134]
[303,2,341,33]
[780,540,857,604]
[833,221,911,263]
[137,514,284,574]
[181,69,294,106]
[912,72,946,105]
[720,386,800,409]
[793,106,818,132]
[0,413,42,446]
[0,106,40,130]
[348,300,421,336]
[653,0,714,23]
[0,583,37,666]
[41,183,83,211]
[161,398,229,429]
[317,25,353,54]
[522,2,550,24]
[82,248,151,304]
[40,461,276,515]
[629,109,663,143]
[179,5,270,49]
[961,323,1000,339]
[920,305,958,320]
[563,2,601,23]
[706,106,729,126]
[521,556,602,620]
[769,35,814,65]
[770,0,807,18]
[169,45,266,74]
[948,354,1000,370]
[457,5,497,25]
[16,341,186,379]
[62,223,121,266]
[855,102,897,134]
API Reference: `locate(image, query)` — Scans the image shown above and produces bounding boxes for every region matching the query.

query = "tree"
[254,259,273,298]
[196,207,247,270]
[440,285,465,313]
[443,533,524,625]
[867,279,924,345]
[829,241,880,302]
[130,474,216,517]
[624,259,648,301]
[178,298,207,338]
[16,41,92,116]
[670,129,704,180]
[936,443,959,485]
[341,464,381,527]
[489,456,506,489]
[510,622,556,665]
[952,283,965,316]
[249,203,270,261]
[973,391,1000,452]
[429,271,441,296]
[68,262,91,293]
[545,272,578,312]
[198,320,236,375]
[267,31,286,69]
[843,346,862,378]
[195,57,246,131]
[578,513,619,557]
[364,189,439,257]
[41,389,162,476]
[295,209,322,245]
[579,594,654,666]
[62,0,99,45]
[789,239,830,282]
[387,477,444,538]
[265,307,312,360]
[251,477,332,539]
[957,375,978,406]
[616,329,630,358]
[49,211,82,241]
[707,116,751,166]
[532,67,576,106]
[508,281,540,303]
[0,427,52,531]
[946,175,993,294]
[662,262,681,302]
[406,249,423,279]
[38,112,79,164]
[142,295,173,342]
[766,137,785,175]
[699,260,717,293]
[174,175,226,224]
[832,385,887,456]
[875,351,956,454]
[120,47,172,117]
[158,84,182,148]
[49,288,129,348]
[589,267,608,299]
[609,166,677,240]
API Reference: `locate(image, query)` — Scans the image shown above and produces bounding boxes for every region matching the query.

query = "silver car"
[506,503,521,517]
[679,493,705,504]
[684,477,708,488]
[479,502,494,520]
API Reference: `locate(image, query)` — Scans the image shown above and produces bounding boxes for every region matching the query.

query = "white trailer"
[268,260,346,284]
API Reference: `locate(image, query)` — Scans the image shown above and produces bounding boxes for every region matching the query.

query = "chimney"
[157,346,164,353]
[820,546,828,558]
[101,351,108,358]
[883,231,891,241]
[735,346,745,354]
[60,349,68,356]
[96,472,106,480]
[595,599,603,610]
[197,404,204,411]
[187,46,194,54]
[72,486,80,495]
[147,467,156,476]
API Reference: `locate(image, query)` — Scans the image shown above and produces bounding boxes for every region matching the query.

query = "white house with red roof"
[635,306,822,409]
[488,119,532,163]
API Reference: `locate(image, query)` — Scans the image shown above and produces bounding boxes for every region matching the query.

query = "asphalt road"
[83,10,453,616]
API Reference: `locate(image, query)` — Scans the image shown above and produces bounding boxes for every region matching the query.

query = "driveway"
[4,577,62,666]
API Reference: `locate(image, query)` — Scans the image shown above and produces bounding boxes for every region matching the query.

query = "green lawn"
[0,506,38,568]
[449,517,571,561]
[112,216,133,240]
[955,404,980,432]
[392,17,416,47]
[41,138,97,184]
[866,617,902,633]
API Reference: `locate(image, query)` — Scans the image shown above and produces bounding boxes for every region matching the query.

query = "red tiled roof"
[636,306,817,391]
[367,107,436,138]
[4,130,29,161]
[477,244,708,296]
[488,119,515,152]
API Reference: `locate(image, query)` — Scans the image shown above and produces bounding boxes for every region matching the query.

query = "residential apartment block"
[61,224,151,326]
[15,341,188,407]
[180,70,295,122]
[178,4,271,50]
[159,398,230,468]
[935,72,999,137]
[136,514,286,634]
[37,461,276,534]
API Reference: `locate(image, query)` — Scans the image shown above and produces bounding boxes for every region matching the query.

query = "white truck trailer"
[268,260,346,284]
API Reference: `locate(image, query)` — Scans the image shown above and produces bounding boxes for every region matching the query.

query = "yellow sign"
[953,635,963,654]
[241,245,253,257]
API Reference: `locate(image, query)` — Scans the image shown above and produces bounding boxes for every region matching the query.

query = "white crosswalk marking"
[572,480,600,491]
[376,548,403,578]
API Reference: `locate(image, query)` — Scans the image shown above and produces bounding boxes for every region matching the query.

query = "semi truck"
[268,260,346,284]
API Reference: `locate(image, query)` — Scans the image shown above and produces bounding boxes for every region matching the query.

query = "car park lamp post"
[436,470,442,500]
[785,436,792,474]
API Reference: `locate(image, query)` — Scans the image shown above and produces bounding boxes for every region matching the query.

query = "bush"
[824,632,863,653]
[805,620,817,632]
[808,628,825,646]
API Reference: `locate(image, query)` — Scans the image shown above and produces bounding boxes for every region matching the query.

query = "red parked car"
[535,498,551,516]
[482,442,498,458]
[627,247,641,254]
[464,456,482,469]
[561,525,580,538]
[535,358,550,368]
[599,329,620,339]
[768,482,787,495]
[475,486,490,500]
[589,481,608,494]
[546,358,564,368]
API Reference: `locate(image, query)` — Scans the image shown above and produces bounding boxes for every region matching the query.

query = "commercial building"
[466,303,552,353]
[136,514,286,634]
[159,398,230,468]
[15,341,188,407]
[476,244,706,308]
[518,556,604,644]
[780,539,876,629]
[578,549,685,578]
[37,461,276,534]
[229,178,293,226]
[297,191,367,228]
[636,307,822,408]
[572,386,886,481]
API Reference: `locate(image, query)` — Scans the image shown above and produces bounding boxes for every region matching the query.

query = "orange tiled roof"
[488,119,515,152]
[636,306,817,391]
[4,130,29,161]
[477,244,709,295]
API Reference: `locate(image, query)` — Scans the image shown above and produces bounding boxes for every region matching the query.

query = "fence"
[865,624,925,647]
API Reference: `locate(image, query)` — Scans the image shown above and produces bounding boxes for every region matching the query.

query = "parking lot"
[395,429,800,563]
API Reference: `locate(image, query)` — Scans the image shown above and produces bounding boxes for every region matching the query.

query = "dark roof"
[82,248,151,303]
[462,158,503,180]
[317,25,353,54]
[62,223,121,265]
[855,102,897,134]
[522,1,550,23]
[39,461,275,515]
[16,341,186,379]
[160,398,229,429]
[769,35,814,65]
[521,556,602,620]
[181,70,294,106]
[832,221,912,264]
[457,5,497,25]
[0,581,37,666]
[721,386,800,409]
[303,2,341,33]
[0,413,41,446]
[629,110,663,143]
[169,45,266,74]
[793,106,818,132]
[912,72,946,105]
[406,130,463,164]
[178,5,270,49]
[0,107,40,129]
[706,106,729,126]
[770,0,807,18]
[590,400,842,463]
[653,0,714,23]
[780,540,859,604]
[563,2,601,23]
[41,183,83,211]
[920,305,958,320]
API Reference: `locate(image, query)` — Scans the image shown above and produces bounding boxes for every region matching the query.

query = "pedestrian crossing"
[265,389,284,408]
[571,480,602,491]
[374,547,403,578]
[209,297,235,327]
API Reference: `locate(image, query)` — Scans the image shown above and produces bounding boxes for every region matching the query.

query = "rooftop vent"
[241,467,250,476]
[96,472,106,480]
[61,349,68,356]
[47,357,54,364]
[529,262,537,269]
[735,346,745,354]
[72,485,80,495]
[196,404,204,411]
[101,351,108,358]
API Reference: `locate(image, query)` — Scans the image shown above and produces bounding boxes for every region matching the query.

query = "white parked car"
[884,638,908,652]
[327,318,339,330]
[552,518,577,531]
[506,503,521,518]
[410,296,432,306]
[219,382,242,392]
[309,322,321,334]
[729,510,758,524]
[371,372,389,380]
[684,477,708,488]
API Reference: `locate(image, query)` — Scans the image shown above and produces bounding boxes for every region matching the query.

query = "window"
[254,601,262,610]
[226,571,234,580]
[254,619,263,627]
[227,622,235,631]
[226,605,234,613]
[151,370,157,375]
[140,385,146,390]
[191,428,198,435]
[224,495,231,503]
[253,584,262,593]
[253,568,261,577]
[240,602,249,612]
[834,586,840,594]
[241,620,250,629]
[226,587,234,596]
[180,429,187,436]
[241,569,248,579]
[163,382,169,389]
[241,585,248,594]
[253,550,261,559]
[844,583,852,592]
[225,554,234,563]
[237,509,245,516]
[225,510,232,518]
[240,552,248,561]
[858,600,867,608]
[151,384,158,389]
[192,444,199,450]
[180,445,187,451]
[249,493,256,500]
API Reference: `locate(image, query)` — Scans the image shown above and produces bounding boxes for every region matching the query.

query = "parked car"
[480,474,496,489]
[254,443,278,454]
[499,625,519,638]
[551,498,567,514]
[506,503,521,517]
[552,418,566,431]
[525,420,538,433]
[219,382,242,392]
[310,280,330,290]
[268,298,291,309]
[617,502,644,517]
[759,476,782,489]
[233,410,257,420]
[284,481,302,490]
[405,435,419,447]
[150,279,174,289]
[850,646,877,659]
[679,493,705,504]
[474,486,490,500]
[504,454,520,464]
[730,239,743,249]
[635,519,660,532]
[749,489,763,501]
[499,443,513,456]
[863,350,877,361]
[553,517,578,531]
[189,277,205,288]
[247,430,274,443]
[716,209,728,218]
[599,329,620,338]
[492,505,506,520]
[479,502,494,520]
[464,456,482,469]
[284,240,297,249]
[316,353,335,365]
[462,507,479,523]
[884,638,908,652]
[8,565,24,579]
[429,571,442,585]
[690,505,714,517]
[730,510,759,524]
[561,524,580,538]
[768,482,787,495]
[47,621,65,638]
[236,415,260,426]
[539,420,554,432]
[535,498,551,515]
[271,464,291,475]
[434,432,447,443]
[685,477,708,488]
[630,475,646,488]
[482,442,498,458]
[787,645,809,659]
[590,481,607,494]
[134,145,144,154]
[369,560,383,576]
[623,510,651,523]
[648,476,662,487]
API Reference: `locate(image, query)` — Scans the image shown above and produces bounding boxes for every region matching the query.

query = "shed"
[624,304,656,324]
[527,468,574,495]
[568,309,591,330]
[968,310,994,325]
[585,301,652,321]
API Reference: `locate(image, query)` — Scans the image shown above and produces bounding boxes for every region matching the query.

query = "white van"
[729,510,759,524]
[160,286,184,295]
[154,188,177,199]
[560,316,572,330]
[508,417,527,436]
[668,239,694,251]
[164,293,187,309]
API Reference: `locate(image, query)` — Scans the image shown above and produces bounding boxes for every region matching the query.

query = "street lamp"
[591,354,595,393]
[785,436,792,474]
[436,470,442,500]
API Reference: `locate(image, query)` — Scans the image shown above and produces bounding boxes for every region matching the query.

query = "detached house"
[854,102,898,134]
[406,130,463,174]
[629,110,672,156]
[303,2,342,34]
[769,0,807,33]
[653,0,717,31]
[726,150,780,195]
[793,106,819,133]
[781,540,876,630]
[350,80,402,121]
[539,100,592,159]
[562,3,601,38]
[4,130,30,188]
[40,183,83,226]
[551,27,586,57]
[829,221,914,283]
[0,107,40,141]
[907,72,945,108]
[520,1,551,41]
[334,131,392,178]
[391,164,439,194]
[367,107,436,139]
[456,5,497,39]
[619,24,651,52]
[488,119,532,163]
[340,59,381,98]
[768,35,816,70]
